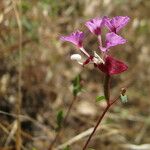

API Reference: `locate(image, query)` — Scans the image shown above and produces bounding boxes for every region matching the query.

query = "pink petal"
[60,30,84,47]
[105,32,126,50]
[85,17,104,35]
[104,16,130,33]
[111,16,130,33]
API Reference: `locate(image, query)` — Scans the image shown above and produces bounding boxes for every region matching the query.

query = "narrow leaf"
[96,96,106,102]
[72,74,82,96]
[56,110,64,131]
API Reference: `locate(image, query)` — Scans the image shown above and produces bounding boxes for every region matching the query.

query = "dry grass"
[0,0,150,150]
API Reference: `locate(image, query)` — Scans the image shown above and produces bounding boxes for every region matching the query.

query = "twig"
[0,110,53,137]
[56,126,106,150]
[135,120,150,144]
[120,143,150,150]
[56,124,119,150]
[0,121,26,150]
[5,121,18,146]
[11,0,22,150]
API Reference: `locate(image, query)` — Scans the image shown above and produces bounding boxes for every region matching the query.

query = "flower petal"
[85,17,104,35]
[97,56,128,75]
[60,30,84,47]
[104,16,114,32]
[111,16,130,33]
[105,32,126,50]
[104,16,130,33]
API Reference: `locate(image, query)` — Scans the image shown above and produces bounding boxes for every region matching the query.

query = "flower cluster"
[60,16,130,75]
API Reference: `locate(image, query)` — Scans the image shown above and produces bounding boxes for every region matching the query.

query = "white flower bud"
[70,54,82,61]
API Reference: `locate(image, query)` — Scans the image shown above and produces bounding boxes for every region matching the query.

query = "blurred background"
[0,0,150,150]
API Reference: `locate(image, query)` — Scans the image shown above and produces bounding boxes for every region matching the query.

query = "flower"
[97,56,128,75]
[85,17,104,35]
[60,16,129,76]
[99,32,126,52]
[104,16,130,33]
[60,30,84,48]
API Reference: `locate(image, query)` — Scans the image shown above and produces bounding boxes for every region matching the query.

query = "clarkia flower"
[97,56,128,75]
[99,32,126,52]
[85,17,104,35]
[60,30,84,48]
[60,15,129,76]
[104,16,130,33]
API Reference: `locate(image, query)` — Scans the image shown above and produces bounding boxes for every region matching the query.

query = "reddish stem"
[82,96,119,150]
[82,104,110,150]
[82,74,120,150]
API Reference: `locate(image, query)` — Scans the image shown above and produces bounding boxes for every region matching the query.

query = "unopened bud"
[70,54,82,61]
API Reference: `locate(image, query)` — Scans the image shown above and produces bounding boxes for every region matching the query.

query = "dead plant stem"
[12,0,22,150]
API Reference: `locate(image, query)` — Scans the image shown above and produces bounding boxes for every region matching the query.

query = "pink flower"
[60,30,84,48]
[85,17,104,35]
[97,56,128,75]
[99,32,126,52]
[104,16,130,33]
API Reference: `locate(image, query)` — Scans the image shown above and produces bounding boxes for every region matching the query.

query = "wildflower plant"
[60,16,130,149]
[48,74,83,150]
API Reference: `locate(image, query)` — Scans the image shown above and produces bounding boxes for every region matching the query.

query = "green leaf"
[72,74,82,96]
[56,110,64,131]
[96,96,106,102]
[120,94,128,103]
[63,145,71,150]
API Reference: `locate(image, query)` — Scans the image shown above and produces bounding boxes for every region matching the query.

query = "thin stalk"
[82,74,112,150]
[12,0,22,150]
[104,74,111,105]
[98,35,102,48]
[82,96,119,150]
[82,104,110,150]
[48,96,77,150]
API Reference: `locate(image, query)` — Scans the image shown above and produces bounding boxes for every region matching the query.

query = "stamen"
[80,47,90,57]
[94,51,105,64]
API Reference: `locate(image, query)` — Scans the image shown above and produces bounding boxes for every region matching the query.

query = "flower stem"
[82,104,110,150]
[82,74,112,150]
[48,96,77,150]
[104,74,111,104]
[82,96,119,150]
